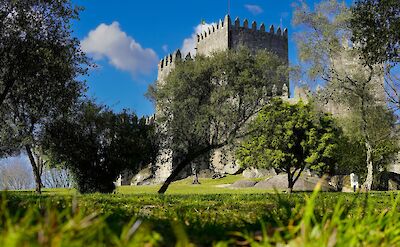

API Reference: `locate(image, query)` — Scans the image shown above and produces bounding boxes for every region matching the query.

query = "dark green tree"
[0,0,86,105]
[150,48,287,193]
[43,101,153,193]
[237,99,339,193]
[0,0,88,193]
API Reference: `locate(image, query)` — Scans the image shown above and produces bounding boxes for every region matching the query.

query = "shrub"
[43,101,152,193]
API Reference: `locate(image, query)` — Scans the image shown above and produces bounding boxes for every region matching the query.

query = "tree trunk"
[158,158,192,194]
[25,145,42,194]
[364,140,373,190]
[158,143,227,194]
[360,98,373,191]
[287,171,293,194]
[192,163,200,185]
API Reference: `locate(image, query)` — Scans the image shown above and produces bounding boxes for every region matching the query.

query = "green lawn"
[1,177,400,246]
[118,174,269,194]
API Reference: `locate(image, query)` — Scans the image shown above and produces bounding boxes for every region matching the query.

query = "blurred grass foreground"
[1,178,400,246]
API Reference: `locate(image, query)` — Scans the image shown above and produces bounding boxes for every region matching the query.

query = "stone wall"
[230,19,288,62]
[197,16,230,56]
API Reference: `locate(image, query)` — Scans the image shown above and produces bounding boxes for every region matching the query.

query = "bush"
[43,101,153,193]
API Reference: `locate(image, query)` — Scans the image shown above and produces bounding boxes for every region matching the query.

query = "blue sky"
[72,0,354,117]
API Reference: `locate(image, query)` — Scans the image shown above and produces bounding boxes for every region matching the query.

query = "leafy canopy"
[0,0,88,193]
[152,48,287,158]
[150,47,288,193]
[237,99,339,189]
[351,0,400,65]
[43,101,153,193]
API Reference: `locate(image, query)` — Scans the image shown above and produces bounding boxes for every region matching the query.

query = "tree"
[43,101,153,193]
[351,0,400,65]
[0,0,88,193]
[333,104,399,184]
[149,48,288,193]
[237,99,339,193]
[0,0,86,105]
[293,0,388,190]
[350,0,400,110]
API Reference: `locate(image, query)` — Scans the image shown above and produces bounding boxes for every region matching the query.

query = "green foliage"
[153,48,286,156]
[293,0,390,190]
[0,0,89,193]
[42,101,153,194]
[237,99,339,190]
[351,0,400,65]
[334,105,399,180]
[150,47,287,193]
[292,0,352,81]
[0,0,88,151]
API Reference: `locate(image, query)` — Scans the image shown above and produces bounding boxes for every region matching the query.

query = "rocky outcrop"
[131,167,154,185]
[254,174,334,191]
[230,180,257,188]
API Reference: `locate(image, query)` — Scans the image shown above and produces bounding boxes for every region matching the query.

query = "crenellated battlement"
[196,17,229,42]
[158,15,289,82]
[196,16,288,44]
[158,49,194,72]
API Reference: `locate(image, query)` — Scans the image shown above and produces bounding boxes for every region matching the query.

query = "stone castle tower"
[158,15,288,82]
[155,15,289,182]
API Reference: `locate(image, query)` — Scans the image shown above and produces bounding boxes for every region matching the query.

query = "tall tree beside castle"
[350,0,400,110]
[0,0,88,193]
[151,15,289,193]
[293,0,398,190]
[351,0,399,66]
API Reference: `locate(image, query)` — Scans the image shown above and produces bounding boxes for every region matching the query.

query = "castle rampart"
[196,15,288,60]
[157,15,288,82]
[230,18,288,63]
[196,16,230,56]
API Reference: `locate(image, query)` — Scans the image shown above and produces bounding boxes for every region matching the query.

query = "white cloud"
[244,4,263,15]
[181,22,216,56]
[81,22,158,77]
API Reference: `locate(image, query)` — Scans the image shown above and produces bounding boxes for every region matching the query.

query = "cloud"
[81,22,158,77]
[244,4,263,15]
[181,22,216,56]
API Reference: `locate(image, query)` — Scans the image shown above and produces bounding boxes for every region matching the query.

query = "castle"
[117,16,400,189]
[154,15,290,182]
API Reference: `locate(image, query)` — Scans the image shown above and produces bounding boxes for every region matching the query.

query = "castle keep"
[155,15,289,182]
[158,15,288,82]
